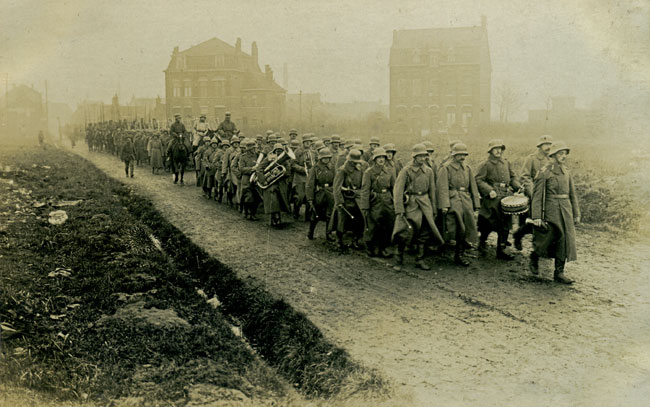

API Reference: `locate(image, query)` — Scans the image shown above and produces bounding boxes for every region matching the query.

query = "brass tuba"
[251,147,296,189]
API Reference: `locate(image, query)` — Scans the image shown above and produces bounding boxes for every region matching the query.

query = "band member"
[393,144,444,270]
[306,148,336,240]
[291,135,315,220]
[529,141,580,284]
[333,149,366,252]
[383,143,403,177]
[257,143,292,227]
[437,143,481,266]
[361,147,395,258]
[475,139,521,260]
[216,112,238,140]
[238,139,260,220]
[221,136,241,206]
[513,135,553,250]
[201,138,219,199]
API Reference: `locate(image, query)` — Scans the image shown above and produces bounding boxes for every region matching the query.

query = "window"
[183,81,192,97]
[172,82,181,97]
[199,81,208,98]
[447,47,456,63]
[397,79,410,98]
[462,111,472,127]
[215,55,224,67]
[412,79,423,97]
[446,110,456,126]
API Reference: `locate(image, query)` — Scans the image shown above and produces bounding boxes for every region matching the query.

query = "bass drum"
[500,194,529,215]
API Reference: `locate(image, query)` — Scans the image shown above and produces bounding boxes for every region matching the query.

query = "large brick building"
[389,17,491,135]
[164,37,286,131]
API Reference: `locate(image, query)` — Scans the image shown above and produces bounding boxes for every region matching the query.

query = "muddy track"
[77,148,650,406]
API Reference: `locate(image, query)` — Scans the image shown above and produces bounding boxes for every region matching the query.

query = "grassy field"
[0,145,387,406]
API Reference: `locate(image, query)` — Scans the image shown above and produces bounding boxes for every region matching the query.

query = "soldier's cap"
[256,134,263,140]
[451,143,469,156]
[210,137,219,145]
[230,136,240,143]
[323,136,331,142]
[278,138,287,144]
[372,147,388,161]
[174,114,181,118]
[225,112,231,116]
[311,136,320,143]
[331,134,341,142]
[487,139,506,152]
[412,143,428,158]
[221,139,231,146]
[537,134,554,147]
[449,139,462,148]
[302,135,312,143]
[423,140,435,152]
[268,134,278,141]
[369,136,381,145]
[200,114,206,119]
[353,138,362,144]
[319,148,333,159]
[347,149,363,162]
[272,142,284,152]
[203,136,211,141]
[548,141,570,156]
[289,128,298,135]
[344,140,354,149]
[266,129,274,135]
[313,140,326,151]
[290,139,300,147]
[383,143,397,153]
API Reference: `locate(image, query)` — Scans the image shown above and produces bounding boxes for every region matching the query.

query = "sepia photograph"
[1,0,649,406]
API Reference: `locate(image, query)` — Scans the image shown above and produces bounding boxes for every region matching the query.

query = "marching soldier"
[529,141,580,284]
[362,136,381,162]
[257,143,292,227]
[330,135,341,156]
[439,140,462,169]
[291,135,315,220]
[437,143,481,266]
[216,112,238,140]
[221,135,241,206]
[238,139,260,220]
[306,147,336,241]
[383,143,403,178]
[214,138,229,202]
[422,141,437,172]
[120,134,136,178]
[475,139,521,260]
[194,136,211,186]
[200,138,219,199]
[513,135,553,250]
[393,144,444,270]
[336,140,353,169]
[333,149,366,252]
[288,128,299,141]
[360,147,395,258]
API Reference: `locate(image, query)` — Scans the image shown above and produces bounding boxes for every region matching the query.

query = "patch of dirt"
[78,144,650,406]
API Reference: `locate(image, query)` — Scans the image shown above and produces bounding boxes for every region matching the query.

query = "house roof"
[392,26,486,49]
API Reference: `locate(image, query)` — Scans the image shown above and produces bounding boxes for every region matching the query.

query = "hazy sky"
[1,0,648,120]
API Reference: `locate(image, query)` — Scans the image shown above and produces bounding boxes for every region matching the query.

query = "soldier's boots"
[496,247,514,261]
[292,204,301,220]
[554,259,573,284]
[529,252,539,275]
[415,245,430,270]
[395,242,405,266]
[513,231,524,251]
[454,246,470,267]
[325,227,336,242]
[478,238,488,255]
[336,232,347,254]
[307,221,317,240]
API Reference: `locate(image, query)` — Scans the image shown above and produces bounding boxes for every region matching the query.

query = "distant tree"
[495,81,522,124]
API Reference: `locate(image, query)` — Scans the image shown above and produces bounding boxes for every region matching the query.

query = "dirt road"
[77,147,650,406]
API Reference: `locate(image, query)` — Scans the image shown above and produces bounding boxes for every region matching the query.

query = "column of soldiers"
[86,119,580,284]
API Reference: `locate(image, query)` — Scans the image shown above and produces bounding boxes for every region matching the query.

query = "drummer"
[475,139,521,260]
[513,135,553,250]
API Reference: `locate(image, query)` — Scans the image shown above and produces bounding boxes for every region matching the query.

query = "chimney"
[251,41,259,68]
[265,65,273,82]
[235,37,241,53]
[481,15,487,28]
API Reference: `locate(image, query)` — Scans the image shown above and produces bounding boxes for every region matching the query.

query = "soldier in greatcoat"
[306,148,336,240]
[200,139,219,199]
[383,143,403,178]
[362,136,381,163]
[257,143,292,227]
[513,135,553,250]
[216,112,238,140]
[475,139,521,260]
[437,143,481,266]
[194,136,211,187]
[360,147,395,258]
[238,139,261,220]
[214,139,229,202]
[529,141,580,284]
[291,135,315,221]
[333,149,366,252]
[392,144,444,270]
[120,135,136,178]
[221,136,240,207]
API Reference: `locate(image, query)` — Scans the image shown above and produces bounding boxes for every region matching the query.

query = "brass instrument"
[248,153,265,184]
[252,147,296,189]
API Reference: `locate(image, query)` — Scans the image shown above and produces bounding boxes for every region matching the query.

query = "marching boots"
[513,228,524,251]
[415,244,430,270]
[553,259,573,284]
[307,220,317,240]
[395,242,405,266]
[336,232,347,253]
[496,233,514,260]
[325,224,336,242]
[529,251,539,275]
[454,244,470,267]
[478,235,488,256]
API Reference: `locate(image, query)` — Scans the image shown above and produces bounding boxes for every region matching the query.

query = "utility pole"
[44,80,49,134]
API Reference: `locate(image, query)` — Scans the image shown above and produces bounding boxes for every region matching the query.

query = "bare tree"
[495,81,522,123]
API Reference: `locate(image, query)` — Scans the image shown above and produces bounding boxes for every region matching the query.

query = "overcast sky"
[1,0,648,120]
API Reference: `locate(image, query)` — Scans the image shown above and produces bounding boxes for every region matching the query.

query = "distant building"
[389,16,491,134]
[0,84,45,136]
[528,96,587,130]
[164,37,286,132]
